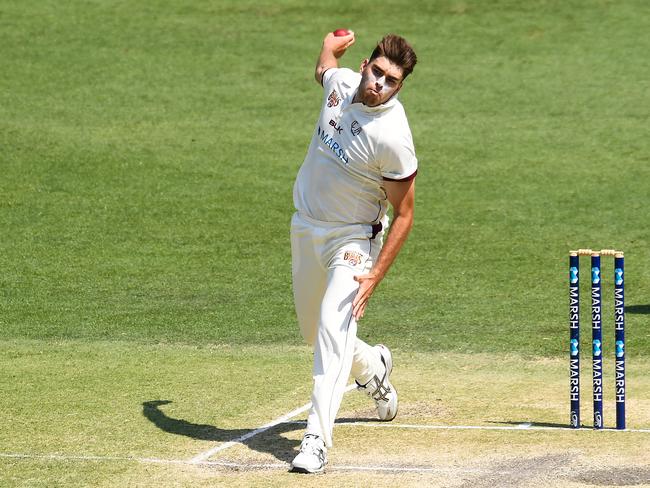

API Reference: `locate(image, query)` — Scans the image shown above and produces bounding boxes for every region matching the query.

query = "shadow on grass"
[142,400,303,463]
[336,417,385,423]
[626,304,650,315]
[487,420,571,429]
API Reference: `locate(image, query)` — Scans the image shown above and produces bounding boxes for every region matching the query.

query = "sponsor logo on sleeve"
[327,90,341,108]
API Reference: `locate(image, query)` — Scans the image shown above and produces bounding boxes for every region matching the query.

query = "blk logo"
[329,119,343,134]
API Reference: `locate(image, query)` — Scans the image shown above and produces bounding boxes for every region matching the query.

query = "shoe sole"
[290,464,326,474]
[376,344,398,421]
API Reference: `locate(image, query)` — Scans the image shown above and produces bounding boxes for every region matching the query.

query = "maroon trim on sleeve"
[320,68,333,87]
[383,169,418,182]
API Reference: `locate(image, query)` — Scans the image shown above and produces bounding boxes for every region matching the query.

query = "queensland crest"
[344,251,363,266]
[327,89,341,108]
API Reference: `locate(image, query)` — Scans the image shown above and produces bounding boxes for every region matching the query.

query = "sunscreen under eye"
[367,71,390,94]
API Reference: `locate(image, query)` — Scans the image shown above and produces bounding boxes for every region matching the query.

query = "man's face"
[356,56,404,107]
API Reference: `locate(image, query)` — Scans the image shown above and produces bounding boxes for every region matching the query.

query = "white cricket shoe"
[290,434,327,474]
[356,344,398,421]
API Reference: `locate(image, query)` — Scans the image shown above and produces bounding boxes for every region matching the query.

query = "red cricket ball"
[333,28,352,37]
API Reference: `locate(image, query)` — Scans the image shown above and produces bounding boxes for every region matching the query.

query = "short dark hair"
[369,34,417,79]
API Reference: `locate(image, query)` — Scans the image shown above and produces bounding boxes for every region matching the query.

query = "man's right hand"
[323,31,355,59]
[315,31,355,84]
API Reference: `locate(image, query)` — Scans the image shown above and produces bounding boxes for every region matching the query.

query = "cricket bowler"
[290,30,418,474]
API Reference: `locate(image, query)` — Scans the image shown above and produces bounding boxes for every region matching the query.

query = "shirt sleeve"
[378,126,418,181]
[321,67,340,89]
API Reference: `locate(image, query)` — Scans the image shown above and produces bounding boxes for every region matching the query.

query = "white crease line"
[189,383,357,464]
[330,422,650,433]
[0,453,492,474]
[196,459,492,474]
[331,464,492,474]
[338,422,555,431]
[285,420,650,433]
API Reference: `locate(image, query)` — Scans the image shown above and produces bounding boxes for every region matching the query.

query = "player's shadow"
[487,420,572,429]
[336,416,385,423]
[142,400,303,463]
[626,304,650,314]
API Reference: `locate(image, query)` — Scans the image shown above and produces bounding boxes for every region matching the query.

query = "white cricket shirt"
[293,68,418,226]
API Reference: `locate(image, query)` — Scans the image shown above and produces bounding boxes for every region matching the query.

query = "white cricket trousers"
[291,212,385,448]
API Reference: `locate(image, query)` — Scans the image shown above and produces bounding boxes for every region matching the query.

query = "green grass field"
[2,0,650,486]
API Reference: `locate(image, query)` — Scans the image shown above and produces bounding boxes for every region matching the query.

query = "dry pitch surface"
[2,342,650,487]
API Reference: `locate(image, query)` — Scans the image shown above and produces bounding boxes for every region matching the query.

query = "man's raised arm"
[314,31,355,85]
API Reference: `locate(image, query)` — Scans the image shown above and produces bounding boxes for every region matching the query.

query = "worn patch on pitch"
[455,453,574,488]
[393,400,451,419]
[342,400,450,422]
[572,467,650,486]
